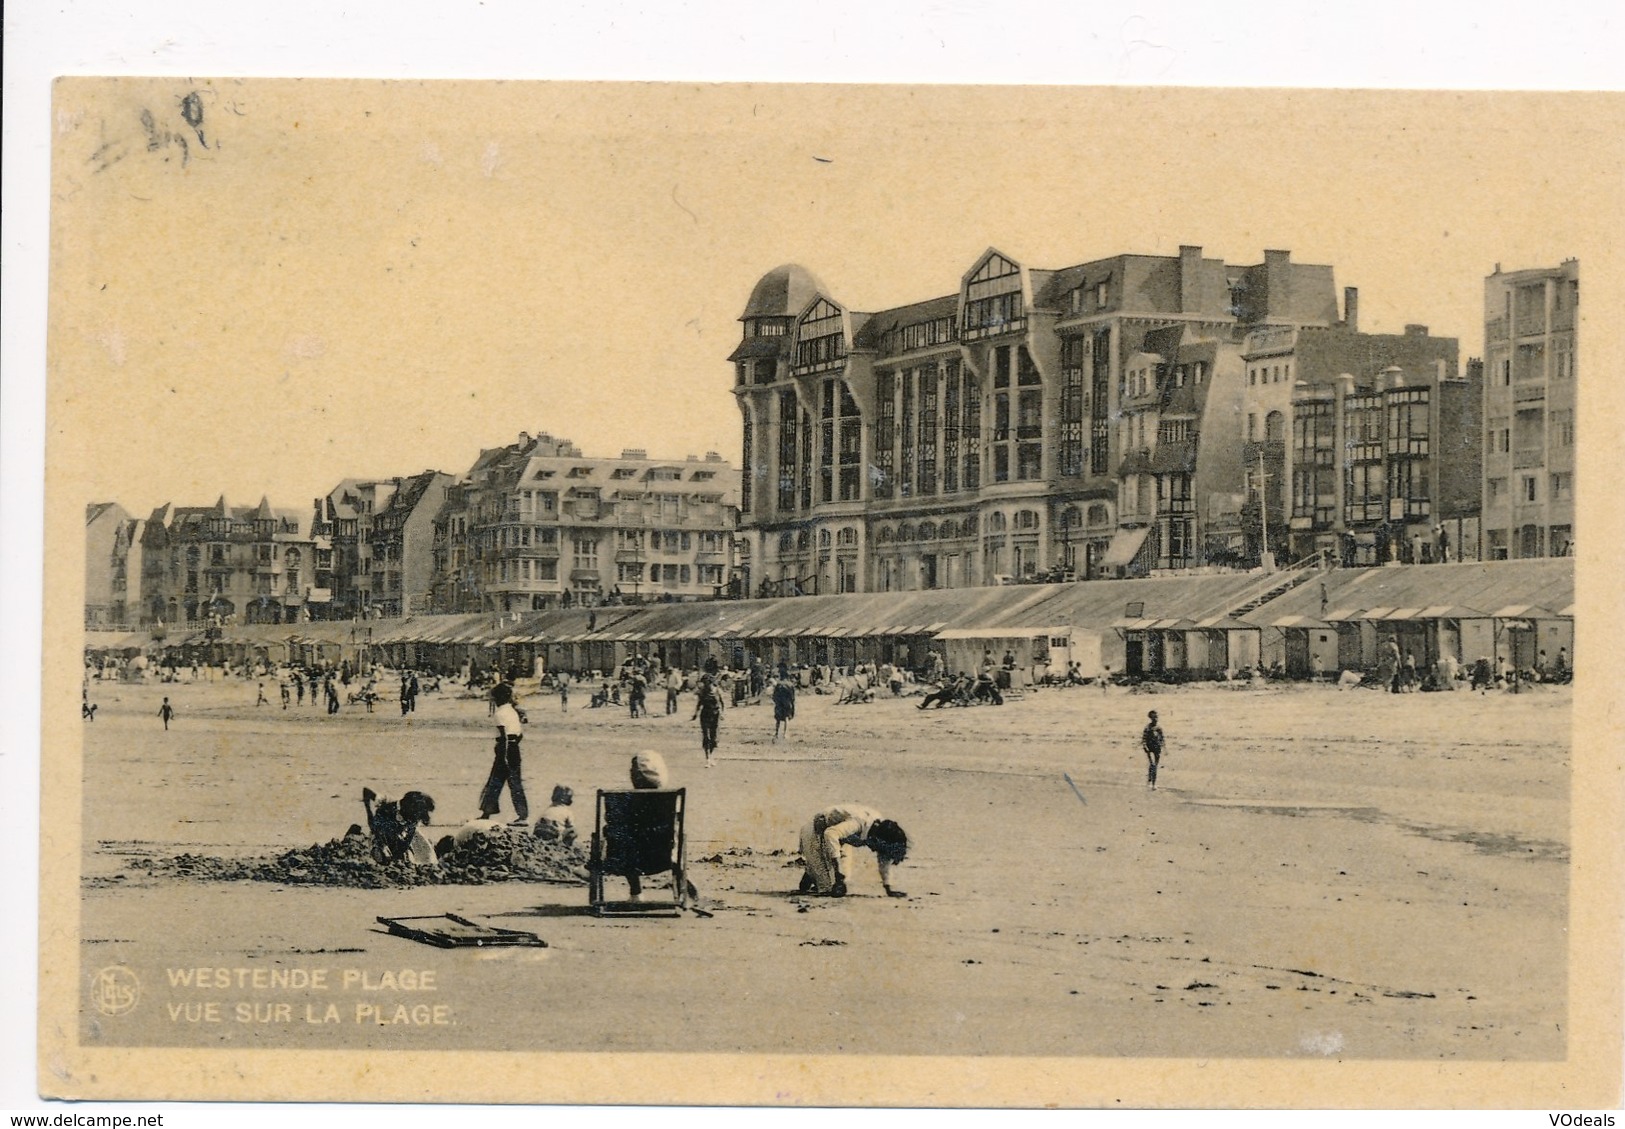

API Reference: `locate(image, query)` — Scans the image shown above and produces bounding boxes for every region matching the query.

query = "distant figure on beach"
[478,681,530,827]
[665,667,683,715]
[772,675,797,742]
[693,673,725,766]
[158,697,175,731]
[1378,639,1401,693]
[81,700,97,721]
[1142,710,1165,790]
[796,804,909,898]
[255,682,269,707]
[279,680,290,709]
[558,671,570,712]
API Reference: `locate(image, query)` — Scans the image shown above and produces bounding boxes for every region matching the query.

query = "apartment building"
[1242,319,1472,565]
[429,433,739,613]
[137,497,317,626]
[732,245,1343,594]
[1480,260,1578,560]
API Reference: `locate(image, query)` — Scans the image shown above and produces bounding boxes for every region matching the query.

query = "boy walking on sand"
[1142,710,1165,790]
[158,697,175,731]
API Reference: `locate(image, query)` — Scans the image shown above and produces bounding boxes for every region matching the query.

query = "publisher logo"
[91,966,140,1016]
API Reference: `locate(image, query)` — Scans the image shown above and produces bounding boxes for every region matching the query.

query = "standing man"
[693,673,725,767]
[477,682,530,827]
[158,697,175,731]
[1141,709,1165,790]
[664,666,683,716]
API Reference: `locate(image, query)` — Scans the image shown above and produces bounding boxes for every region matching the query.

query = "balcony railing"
[1512,448,1545,469]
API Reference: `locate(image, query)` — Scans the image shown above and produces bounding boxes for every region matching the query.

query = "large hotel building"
[730,246,1417,596]
[1480,260,1578,560]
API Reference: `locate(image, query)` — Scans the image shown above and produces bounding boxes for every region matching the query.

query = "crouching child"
[362,787,438,866]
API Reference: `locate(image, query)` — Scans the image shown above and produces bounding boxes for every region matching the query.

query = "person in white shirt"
[797,803,909,898]
[477,682,530,826]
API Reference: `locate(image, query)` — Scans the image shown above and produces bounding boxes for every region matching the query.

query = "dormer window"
[793,298,847,374]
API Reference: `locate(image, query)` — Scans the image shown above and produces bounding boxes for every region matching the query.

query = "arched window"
[937,519,957,539]
[918,522,937,541]
[987,512,1007,533]
[1014,509,1039,531]
[778,531,794,553]
[876,526,896,545]
[1266,410,1286,442]
[819,528,832,548]
[1060,505,1083,532]
[797,529,812,551]
[898,523,916,543]
[837,526,858,547]
[963,513,979,536]
[1087,503,1110,527]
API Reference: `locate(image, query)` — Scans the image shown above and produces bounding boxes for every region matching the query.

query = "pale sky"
[50,81,1616,518]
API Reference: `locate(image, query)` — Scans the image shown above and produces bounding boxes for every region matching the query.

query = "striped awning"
[1416,605,1480,620]
[1269,614,1332,629]
[1322,607,1364,621]
[1491,604,1560,620]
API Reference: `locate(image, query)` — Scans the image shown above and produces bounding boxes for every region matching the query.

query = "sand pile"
[127,826,590,888]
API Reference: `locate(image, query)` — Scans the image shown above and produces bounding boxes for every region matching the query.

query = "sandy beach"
[75,673,1569,1063]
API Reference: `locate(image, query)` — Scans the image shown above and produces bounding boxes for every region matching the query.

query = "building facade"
[1287,360,1481,567]
[367,471,453,617]
[85,502,139,628]
[1239,321,1474,565]
[307,472,453,619]
[732,246,1346,595]
[429,433,740,613]
[137,497,318,626]
[1481,260,1578,560]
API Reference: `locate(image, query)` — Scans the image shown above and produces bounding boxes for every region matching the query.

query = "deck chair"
[588,788,688,917]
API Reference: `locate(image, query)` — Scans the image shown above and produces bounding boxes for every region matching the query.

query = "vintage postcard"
[40,79,1623,1107]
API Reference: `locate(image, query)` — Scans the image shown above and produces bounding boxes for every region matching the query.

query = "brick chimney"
[1179,245,1202,313]
[1263,249,1291,319]
[1343,287,1359,332]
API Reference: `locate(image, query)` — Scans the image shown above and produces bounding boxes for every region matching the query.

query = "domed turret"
[741,264,827,321]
